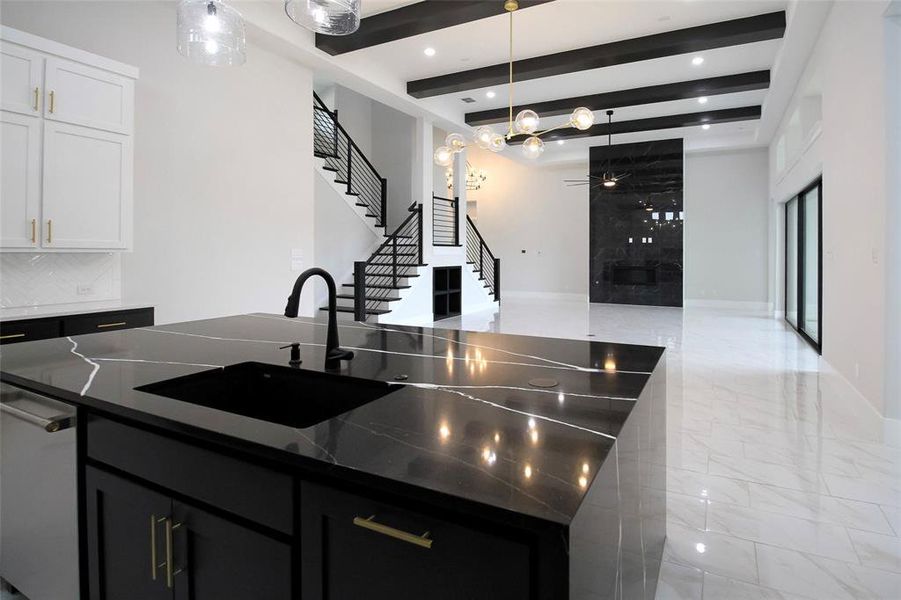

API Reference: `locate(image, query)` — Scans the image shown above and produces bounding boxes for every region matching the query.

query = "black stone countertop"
[0,313,664,526]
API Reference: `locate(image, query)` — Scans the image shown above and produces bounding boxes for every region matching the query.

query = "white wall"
[371,102,415,230]
[884,12,901,418]
[313,173,379,306]
[466,146,589,298]
[769,0,890,414]
[1,1,316,323]
[685,148,770,308]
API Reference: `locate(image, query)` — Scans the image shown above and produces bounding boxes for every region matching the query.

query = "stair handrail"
[353,205,423,321]
[313,92,388,228]
[466,215,501,302]
[313,93,387,187]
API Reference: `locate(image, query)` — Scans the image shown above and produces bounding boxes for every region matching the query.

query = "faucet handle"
[279,343,303,367]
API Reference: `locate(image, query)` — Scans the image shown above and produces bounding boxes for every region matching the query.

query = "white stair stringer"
[315,157,385,238]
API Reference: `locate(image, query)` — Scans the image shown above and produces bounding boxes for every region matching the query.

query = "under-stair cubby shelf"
[433,266,462,320]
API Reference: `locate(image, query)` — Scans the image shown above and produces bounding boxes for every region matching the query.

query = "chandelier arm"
[533,121,571,138]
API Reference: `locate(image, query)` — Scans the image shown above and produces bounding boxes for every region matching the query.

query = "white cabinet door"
[1,111,41,248]
[44,57,133,135]
[0,42,43,116]
[42,121,131,249]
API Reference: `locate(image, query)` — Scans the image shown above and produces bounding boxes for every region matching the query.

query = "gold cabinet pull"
[352,515,433,549]
[33,87,39,111]
[48,90,55,113]
[150,515,159,581]
[97,321,127,329]
[0,333,26,340]
[164,518,183,589]
[46,219,52,244]
[30,218,36,243]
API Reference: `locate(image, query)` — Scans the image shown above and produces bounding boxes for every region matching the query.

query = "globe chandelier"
[434,0,595,166]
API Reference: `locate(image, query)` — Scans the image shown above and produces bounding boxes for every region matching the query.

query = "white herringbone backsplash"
[0,253,122,308]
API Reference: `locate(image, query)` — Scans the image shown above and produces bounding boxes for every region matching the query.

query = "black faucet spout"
[284,268,354,370]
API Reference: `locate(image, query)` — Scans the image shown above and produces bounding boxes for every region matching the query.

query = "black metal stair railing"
[466,215,501,301]
[314,93,388,228]
[353,205,424,321]
[432,194,460,246]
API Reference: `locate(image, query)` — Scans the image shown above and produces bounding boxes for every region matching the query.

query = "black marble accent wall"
[589,139,683,307]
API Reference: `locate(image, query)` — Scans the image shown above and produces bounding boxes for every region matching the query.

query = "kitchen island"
[0,313,666,599]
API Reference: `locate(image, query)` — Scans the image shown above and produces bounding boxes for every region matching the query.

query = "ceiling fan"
[563,110,631,190]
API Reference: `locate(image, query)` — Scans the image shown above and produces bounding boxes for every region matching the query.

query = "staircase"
[314,93,387,231]
[466,215,501,302]
[313,93,425,321]
[312,92,499,322]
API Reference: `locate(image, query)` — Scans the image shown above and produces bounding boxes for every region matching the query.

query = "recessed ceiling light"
[557,140,565,145]
[698,96,708,104]
[702,124,711,130]
[486,90,496,99]
[691,56,704,66]
[424,47,436,57]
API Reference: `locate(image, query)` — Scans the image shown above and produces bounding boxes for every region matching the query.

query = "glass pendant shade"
[514,109,539,135]
[571,107,595,130]
[521,136,544,159]
[285,0,361,35]
[474,126,495,150]
[434,146,454,167]
[488,133,507,152]
[177,0,246,66]
[445,133,466,152]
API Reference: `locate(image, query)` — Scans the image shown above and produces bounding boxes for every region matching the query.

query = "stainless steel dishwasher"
[0,382,78,599]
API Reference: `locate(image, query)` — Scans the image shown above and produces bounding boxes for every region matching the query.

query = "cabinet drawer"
[63,308,153,336]
[0,318,62,344]
[87,416,293,534]
[301,482,532,599]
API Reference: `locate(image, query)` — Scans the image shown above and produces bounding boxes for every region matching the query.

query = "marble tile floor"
[435,298,901,599]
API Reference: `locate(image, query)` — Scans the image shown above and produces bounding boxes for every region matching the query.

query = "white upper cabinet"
[1,42,43,116]
[42,122,132,249]
[44,58,134,134]
[0,27,137,252]
[1,111,41,248]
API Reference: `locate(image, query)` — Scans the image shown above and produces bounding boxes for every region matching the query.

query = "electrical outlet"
[855,363,860,379]
[77,284,94,296]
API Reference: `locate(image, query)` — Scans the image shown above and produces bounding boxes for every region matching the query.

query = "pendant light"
[433,0,594,165]
[285,0,361,35]
[177,0,246,66]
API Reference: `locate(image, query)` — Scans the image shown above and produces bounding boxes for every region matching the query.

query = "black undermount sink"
[136,362,400,429]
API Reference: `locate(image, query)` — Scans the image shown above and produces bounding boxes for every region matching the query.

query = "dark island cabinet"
[85,466,292,600]
[300,482,532,600]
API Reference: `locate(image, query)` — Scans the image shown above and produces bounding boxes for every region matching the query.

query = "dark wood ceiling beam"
[464,71,769,126]
[506,106,762,144]
[407,12,785,98]
[315,0,556,55]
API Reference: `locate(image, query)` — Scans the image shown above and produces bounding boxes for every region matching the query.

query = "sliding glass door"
[784,178,822,352]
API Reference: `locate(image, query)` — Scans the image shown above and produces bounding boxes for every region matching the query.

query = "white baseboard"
[684,299,772,312]
[504,291,587,302]
[818,357,900,446]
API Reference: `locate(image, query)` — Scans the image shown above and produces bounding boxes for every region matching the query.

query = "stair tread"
[366,272,420,278]
[322,306,391,316]
[336,294,401,302]
[342,283,412,290]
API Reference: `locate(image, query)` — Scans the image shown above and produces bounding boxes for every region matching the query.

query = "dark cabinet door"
[301,482,532,600]
[85,466,172,600]
[171,500,292,600]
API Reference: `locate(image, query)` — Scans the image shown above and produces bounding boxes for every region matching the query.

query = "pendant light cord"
[508,8,514,138]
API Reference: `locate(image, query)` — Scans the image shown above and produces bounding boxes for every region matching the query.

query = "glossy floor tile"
[436,298,901,599]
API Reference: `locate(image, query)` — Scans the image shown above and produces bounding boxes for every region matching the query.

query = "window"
[784,178,822,352]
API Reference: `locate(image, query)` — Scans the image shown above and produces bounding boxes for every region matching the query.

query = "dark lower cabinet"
[1,307,154,345]
[85,466,291,600]
[85,466,171,600]
[300,482,531,600]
